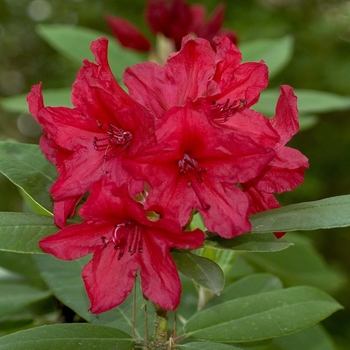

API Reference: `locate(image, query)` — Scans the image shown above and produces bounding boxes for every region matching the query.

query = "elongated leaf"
[178,342,244,349]
[250,195,350,233]
[254,89,350,117]
[271,324,336,350]
[297,115,319,131]
[0,213,57,254]
[240,36,293,78]
[242,233,345,293]
[0,251,46,287]
[203,233,292,252]
[184,286,342,342]
[0,324,134,350]
[206,273,283,308]
[0,142,56,214]
[172,251,224,294]
[0,87,72,113]
[34,254,152,338]
[36,24,145,79]
[0,281,51,318]
[179,341,272,350]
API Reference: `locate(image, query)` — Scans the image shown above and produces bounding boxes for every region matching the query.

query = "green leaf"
[203,233,293,252]
[0,213,57,254]
[0,251,46,287]
[240,36,293,79]
[172,251,224,294]
[242,233,345,293]
[34,254,152,338]
[184,286,342,343]
[0,324,134,350]
[254,89,350,117]
[0,87,72,114]
[250,195,350,233]
[0,142,56,214]
[178,342,244,349]
[0,281,51,318]
[271,324,336,350]
[0,318,34,333]
[207,273,283,308]
[36,24,145,79]
[298,115,319,131]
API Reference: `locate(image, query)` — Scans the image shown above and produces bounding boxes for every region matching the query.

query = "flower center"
[101,221,143,260]
[93,120,132,159]
[178,153,206,182]
[178,153,210,211]
[210,98,246,123]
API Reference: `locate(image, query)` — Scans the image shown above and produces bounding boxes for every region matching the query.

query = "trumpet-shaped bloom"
[27,38,155,227]
[125,106,275,238]
[39,179,204,313]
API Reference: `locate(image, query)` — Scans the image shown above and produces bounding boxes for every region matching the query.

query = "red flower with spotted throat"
[39,179,204,313]
[27,38,155,228]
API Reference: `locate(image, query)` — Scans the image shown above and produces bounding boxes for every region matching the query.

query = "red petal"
[83,245,139,313]
[105,15,150,52]
[124,37,216,120]
[53,197,81,228]
[39,221,110,259]
[139,234,181,310]
[270,85,299,144]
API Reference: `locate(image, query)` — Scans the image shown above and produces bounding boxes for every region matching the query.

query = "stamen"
[210,98,247,123]
[100,221,143,260]
[178,153,207,182]
[93,121,132,159]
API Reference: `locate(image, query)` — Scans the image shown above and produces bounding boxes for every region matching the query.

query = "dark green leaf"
[271,324,336,350]
[0,318,33,333]
[184,286,342,342]
[0,142,56,214]
[172,251,224,294]
[0,251,46,287]
[240,36,293,78]
[36,24,145,79]
[207,273,283,308]
[34,254,152,338]
[0,324,134,350]
[242,233,345,293]
[204,233,293,252]
[0,281,51,318]
[254,89,350,117]
[178,342,244,349]
[0,87,72,114]
[250,195,350,233]
[0,213,57,254]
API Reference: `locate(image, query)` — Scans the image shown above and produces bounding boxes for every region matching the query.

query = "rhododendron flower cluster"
[27,35,308,313]
[106,0,237,53]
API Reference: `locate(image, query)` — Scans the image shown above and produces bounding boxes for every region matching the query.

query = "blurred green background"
[1,0,350,347]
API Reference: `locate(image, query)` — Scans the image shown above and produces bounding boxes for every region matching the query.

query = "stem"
[153,304,168,350]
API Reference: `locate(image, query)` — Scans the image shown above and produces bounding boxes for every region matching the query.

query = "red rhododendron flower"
[125,105,275,238]
[106,0,237,53]
[123,35,308,235]
[40,179,204,313]
[27,38,155,228]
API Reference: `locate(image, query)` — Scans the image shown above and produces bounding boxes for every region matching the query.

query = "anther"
[210,98,247,123]
[178,153,206,183]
